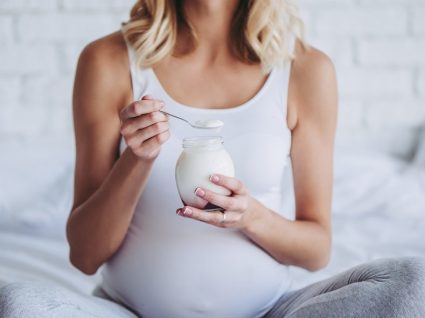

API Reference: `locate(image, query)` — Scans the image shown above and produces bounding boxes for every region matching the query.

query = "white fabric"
[99,37,295,318]
[0,139,424,301]
[0,230,99,294]
[0,137,74,239]
[0,137,100,293]
[0,280,137,318]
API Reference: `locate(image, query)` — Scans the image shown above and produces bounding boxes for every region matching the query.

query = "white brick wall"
[0,0,133,145]
[0,0,424,157]
[299,0,425,157]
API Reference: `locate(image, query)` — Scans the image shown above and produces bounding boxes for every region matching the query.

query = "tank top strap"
[121,28,148,101]
[267,33,297,118]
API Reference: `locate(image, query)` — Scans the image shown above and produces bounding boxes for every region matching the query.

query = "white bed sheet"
[289,150,425,288]
[0,229,100,294]
[0,138,424,294]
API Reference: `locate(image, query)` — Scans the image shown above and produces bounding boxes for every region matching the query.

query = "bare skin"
[67,0,337,275]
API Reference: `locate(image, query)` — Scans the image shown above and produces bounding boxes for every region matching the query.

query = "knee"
[365,256,424,280]
[0,281,67,317]
[381,256,425,286]
[377,257,425,315]
[395,257,425,295]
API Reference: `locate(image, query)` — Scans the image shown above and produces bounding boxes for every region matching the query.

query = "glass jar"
[175,136,235,209]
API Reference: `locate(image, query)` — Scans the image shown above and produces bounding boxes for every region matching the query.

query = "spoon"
[160,110,224,130]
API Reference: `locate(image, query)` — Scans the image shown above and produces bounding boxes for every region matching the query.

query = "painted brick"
[316,9,408,36]
[21,75,74,109]
[0,104,47,136]
[359,39,425,66]
[299,0,355,6]
[338,68,413,98]
[0,0,57,12]
[61,0,134,11]
[337,100,365,131]
[365,99,425,128]
[412,8,425,35]
[0,17,15,44]
[358,0,425,5]
[17,13,121,43]
[0,44,58,75]
[0,77,20,107]
[418,69,425,97]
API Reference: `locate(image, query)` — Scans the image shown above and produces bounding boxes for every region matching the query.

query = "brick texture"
[0,0,424,158]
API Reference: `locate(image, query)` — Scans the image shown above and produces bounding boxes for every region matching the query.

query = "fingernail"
[183,207,192,215]
[176,209,181,215]
[195,188,205,197]
[210,175,219,183]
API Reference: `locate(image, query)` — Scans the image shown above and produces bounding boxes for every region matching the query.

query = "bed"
[1,134,424,295]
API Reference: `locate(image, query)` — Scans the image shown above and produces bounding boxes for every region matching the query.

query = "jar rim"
[182,136,223,148]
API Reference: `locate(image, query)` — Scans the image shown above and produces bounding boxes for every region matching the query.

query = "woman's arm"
[178,45,337,272]
[66,33,169,275]
[241,46,338,271]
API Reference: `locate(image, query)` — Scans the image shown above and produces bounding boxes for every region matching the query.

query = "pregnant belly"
[101,228,290,318]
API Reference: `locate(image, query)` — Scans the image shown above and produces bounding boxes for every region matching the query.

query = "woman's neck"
[179,0,239,64]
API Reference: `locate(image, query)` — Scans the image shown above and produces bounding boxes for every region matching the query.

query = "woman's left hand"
[176,174,260,229]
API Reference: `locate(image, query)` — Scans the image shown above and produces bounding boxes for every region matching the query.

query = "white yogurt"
[175,136,235,209]
[193,119,224,129]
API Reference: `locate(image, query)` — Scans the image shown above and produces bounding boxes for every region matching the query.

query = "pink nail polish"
[210,175,219,182]
[195,188,205,197]
[184,208,192,215]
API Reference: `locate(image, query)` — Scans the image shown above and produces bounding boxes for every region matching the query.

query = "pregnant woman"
[2,0,425,317]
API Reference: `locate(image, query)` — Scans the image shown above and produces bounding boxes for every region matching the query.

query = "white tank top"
[100,34,295,318]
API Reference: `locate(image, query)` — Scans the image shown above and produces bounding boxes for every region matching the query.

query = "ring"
[221,211,226,223]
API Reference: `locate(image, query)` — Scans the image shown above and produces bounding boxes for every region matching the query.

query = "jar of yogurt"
[175,136,235,209]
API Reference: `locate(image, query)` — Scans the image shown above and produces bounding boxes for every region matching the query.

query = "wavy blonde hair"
[122,0,306,73]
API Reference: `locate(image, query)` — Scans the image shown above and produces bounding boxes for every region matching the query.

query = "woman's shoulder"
[80,31,128,68]
[292,40,336,87]
[287,40,337,129]
[73,31,132,125]
[75,31,132,113]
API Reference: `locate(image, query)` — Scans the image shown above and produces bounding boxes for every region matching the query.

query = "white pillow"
[413,126,425,166]
[0,137,74,238]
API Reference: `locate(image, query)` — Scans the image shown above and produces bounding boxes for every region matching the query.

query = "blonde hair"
[122,0,306,73]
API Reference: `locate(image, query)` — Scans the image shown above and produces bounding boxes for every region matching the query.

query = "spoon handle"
[160,110,192,126]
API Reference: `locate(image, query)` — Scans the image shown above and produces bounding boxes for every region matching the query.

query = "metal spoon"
[159,110,224,130]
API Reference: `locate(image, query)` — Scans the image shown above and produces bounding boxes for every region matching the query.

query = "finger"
[126,122,169,147]
[142,129,170,147]
[209,174,247,195]
[139,95,169,120]
[194,187,242,211]
[176,206,226,227]
[120,111,168,135]
[140,94,153,100]
[136,130,170,159]
[120,99,164,120]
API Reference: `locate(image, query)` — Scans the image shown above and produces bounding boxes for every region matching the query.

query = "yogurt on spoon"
[193,119,224,129]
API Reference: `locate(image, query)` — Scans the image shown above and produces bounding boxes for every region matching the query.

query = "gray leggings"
[1,257,424,318]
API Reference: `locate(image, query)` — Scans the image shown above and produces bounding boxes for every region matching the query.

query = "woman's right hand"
[119,95,170,161]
